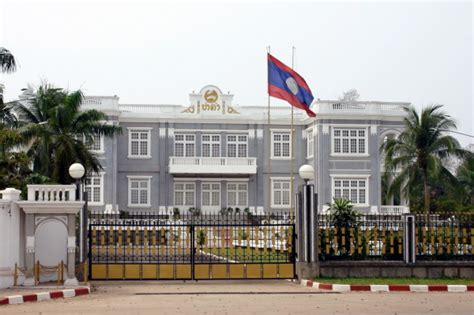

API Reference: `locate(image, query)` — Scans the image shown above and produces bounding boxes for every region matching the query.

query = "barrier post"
[84,259,88,283]
[35,260,40,285]
[14,263,18,286]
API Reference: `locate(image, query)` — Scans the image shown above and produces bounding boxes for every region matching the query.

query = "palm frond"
[0,48,16,73]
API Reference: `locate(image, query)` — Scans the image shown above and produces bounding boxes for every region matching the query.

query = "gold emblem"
[204,89,218,103]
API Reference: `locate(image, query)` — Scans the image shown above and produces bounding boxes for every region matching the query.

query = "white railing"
[314,101,409,116]
[379,205,409,215]
[27,185,77,202]
[169,157,257,174]
[119,104,165,113]
[171,157,256,166]
[82,96,119,111]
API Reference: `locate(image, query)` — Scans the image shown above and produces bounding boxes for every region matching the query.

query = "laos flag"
[268,53,316,117]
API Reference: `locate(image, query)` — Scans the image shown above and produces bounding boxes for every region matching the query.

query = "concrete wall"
[0,189,22,289]
[319,261,474,279]
[314,120,404,212]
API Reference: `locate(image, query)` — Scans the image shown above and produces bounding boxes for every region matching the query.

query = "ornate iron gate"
[88,212,296,280]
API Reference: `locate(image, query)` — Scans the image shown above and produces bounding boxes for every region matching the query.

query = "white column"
[0,188,22,288]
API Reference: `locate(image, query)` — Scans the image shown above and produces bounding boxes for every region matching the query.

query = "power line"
[440,129,474,138]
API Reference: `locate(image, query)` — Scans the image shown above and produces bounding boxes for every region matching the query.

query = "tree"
[0,48,17,125]
[0,94,17,126]
[381,105,466,213]
[457,154,474,205]
[327,197,360,226]
[14,84,122,183]
[338,89,360,101]
[0,48,16,73]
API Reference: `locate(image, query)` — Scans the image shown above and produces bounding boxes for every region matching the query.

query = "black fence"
[415,213,474,261]
[317,212,473,261]
[88,211,295,265]
[318,214,405,261]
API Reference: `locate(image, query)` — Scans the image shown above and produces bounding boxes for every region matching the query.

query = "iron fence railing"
[415,213,474,261]
[88,211,295,265]
[318,214,405,261]
[317,213,474,261]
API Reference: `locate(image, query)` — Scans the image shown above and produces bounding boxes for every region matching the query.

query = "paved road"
[2,280,473,315]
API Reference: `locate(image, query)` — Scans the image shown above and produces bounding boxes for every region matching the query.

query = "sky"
[1,1,472,145]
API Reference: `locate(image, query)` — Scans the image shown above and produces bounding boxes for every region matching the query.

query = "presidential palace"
[81,85,410,215]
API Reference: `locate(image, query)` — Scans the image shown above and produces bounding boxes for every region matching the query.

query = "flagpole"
[290,46,295,220]
[267,46,272,216]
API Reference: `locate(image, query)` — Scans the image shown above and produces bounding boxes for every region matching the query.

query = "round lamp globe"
[298,164,314,181]
[69,163,85,179]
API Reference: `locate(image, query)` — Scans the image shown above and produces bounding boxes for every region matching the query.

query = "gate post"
[404,214,416,264]
[190,223,195,280]
[295,183,319,280]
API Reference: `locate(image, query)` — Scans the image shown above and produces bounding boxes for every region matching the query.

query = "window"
[272,131,291,158]
[227,135,248,157]
[174,134,195,157]
[306,129,314,158]
[128,176,151,207]
[85,174,104,205]
[76,134,103,153]
[174,182,195,208]
[201,183,221,209]
[202,134,220,157]
[332,127,367,155]
[271,179,291,208]
[333,177,368,205]
[227,183,248,207]
[128,128,151,158]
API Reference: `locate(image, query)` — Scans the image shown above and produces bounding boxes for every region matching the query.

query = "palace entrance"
[88,211,295,280]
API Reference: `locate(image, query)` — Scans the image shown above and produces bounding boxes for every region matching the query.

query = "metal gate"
[88,211,295,280]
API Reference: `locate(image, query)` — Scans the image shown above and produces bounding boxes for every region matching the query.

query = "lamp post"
[298,164,317,263]
[298,164,314,185]
[68,163,87,263]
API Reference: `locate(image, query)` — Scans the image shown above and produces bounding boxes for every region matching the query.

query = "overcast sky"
[1,1,472,145]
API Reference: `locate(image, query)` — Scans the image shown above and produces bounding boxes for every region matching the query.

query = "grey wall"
[94,117,404,214]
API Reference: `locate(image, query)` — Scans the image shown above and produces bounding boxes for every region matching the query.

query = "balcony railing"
[27,185,77,202]
[169,157,257,174]
[314,101,409,117]
[82,96,119,111]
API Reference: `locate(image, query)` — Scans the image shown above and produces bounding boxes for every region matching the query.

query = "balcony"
[169,157,257,175]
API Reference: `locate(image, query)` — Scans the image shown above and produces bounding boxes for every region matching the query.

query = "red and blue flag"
[267,53,316,117]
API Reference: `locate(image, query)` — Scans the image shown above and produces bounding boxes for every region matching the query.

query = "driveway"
[2,280,473,315]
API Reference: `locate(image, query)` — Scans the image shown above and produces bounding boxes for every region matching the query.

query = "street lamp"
[298,164,317,264]
[69,163,85,184]
[298,164,314,184]
[68,163,87,263]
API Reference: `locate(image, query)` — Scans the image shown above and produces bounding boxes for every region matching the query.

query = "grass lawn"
[314,277,474,285]
[201,247,291,263]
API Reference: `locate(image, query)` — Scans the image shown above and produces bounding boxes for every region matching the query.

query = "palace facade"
[82,85,409,215]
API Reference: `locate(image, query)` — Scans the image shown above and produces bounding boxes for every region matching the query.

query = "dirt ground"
[1,280,473,315]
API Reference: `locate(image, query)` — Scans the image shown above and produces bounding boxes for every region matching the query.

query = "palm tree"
[0,48,16,73]
[0,48,17,125]
[326,198,360,226]
[457,155,474,205]
[15,84,122,183]
[0,89,17,126]
[381,105,466,213]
